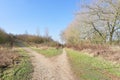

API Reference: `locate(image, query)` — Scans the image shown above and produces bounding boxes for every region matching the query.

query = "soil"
[24,48,75,80]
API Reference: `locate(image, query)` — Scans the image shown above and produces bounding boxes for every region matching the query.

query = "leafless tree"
[76,0,120,44]
[36,27,40,37]
[60,21,81,45]
[45,27,49,39]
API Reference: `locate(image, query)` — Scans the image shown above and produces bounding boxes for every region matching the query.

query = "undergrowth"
[66,49,120,80]
[0,48,33,80]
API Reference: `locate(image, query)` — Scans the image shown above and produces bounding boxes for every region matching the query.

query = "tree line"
[0,28,15,47]
[0,28,60,48]
[61,0,120,45]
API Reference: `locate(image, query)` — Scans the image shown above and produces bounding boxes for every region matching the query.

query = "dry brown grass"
[0,49,20,68]
[67,44,109,51]
[67,44,120,63]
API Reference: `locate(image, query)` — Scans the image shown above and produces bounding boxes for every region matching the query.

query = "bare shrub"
[0,49,20,68]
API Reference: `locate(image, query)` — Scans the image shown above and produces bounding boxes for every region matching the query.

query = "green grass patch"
[32,47,63,57]
[1,48,33,80]
[66,49,120,80]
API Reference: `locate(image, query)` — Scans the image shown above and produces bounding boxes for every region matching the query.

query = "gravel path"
[24,48,75,80]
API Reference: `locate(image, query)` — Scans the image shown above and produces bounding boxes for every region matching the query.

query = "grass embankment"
[66,49,120,80]
[0,48,33,80]
[32,47,63,57]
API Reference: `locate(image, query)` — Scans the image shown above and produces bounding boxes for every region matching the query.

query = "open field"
[32,47,63,57]
[66,48,120,80]
[0,48,33,80]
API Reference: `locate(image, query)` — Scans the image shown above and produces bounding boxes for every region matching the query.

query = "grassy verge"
[1,48,33,80]
[32,47,63,57]
[66,49,120,80]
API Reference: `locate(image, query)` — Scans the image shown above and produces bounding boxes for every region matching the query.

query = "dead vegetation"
[67,44,120,64]
[0,48,21,79]
[0,49,20,69]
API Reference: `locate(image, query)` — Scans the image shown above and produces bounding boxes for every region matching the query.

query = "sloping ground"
[105,46,120,63]
[24,48,75,80]
[67,49,120,80]
[77,45,120,64]
[0,49,19,69]
[0,48,32,80]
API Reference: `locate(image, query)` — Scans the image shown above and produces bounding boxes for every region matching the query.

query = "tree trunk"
[109,32,113,44]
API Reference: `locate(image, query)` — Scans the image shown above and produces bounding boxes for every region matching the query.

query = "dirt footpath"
[24,48,75,80]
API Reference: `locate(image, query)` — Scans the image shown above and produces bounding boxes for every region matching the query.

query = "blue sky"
[0,0,89,42]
